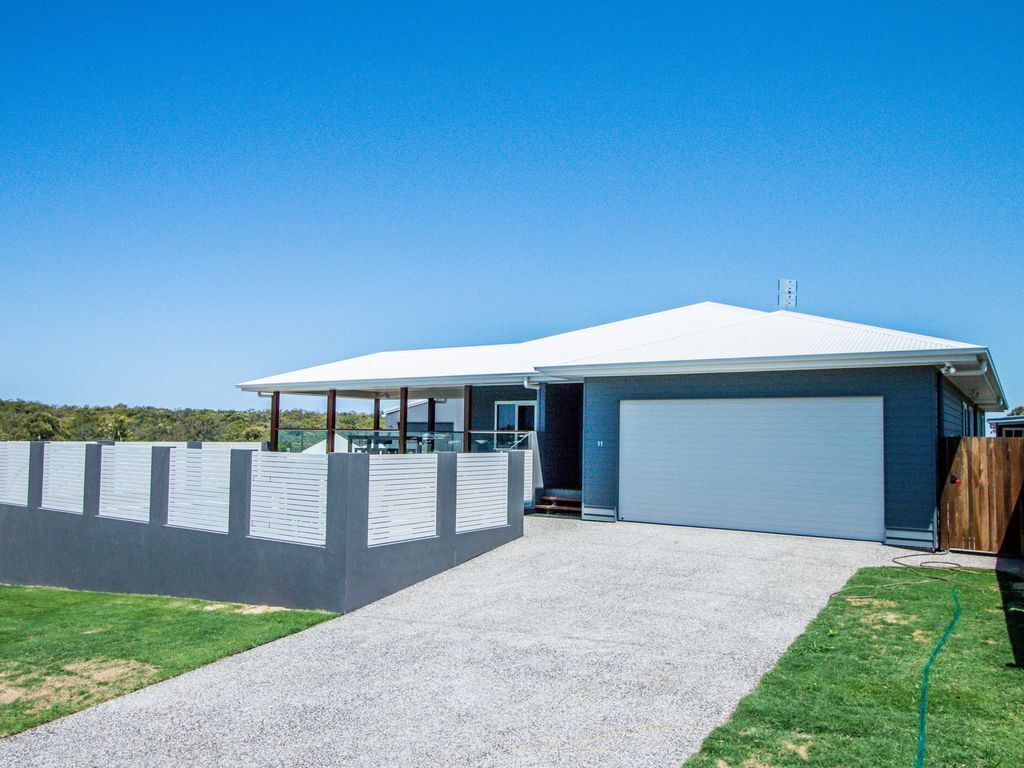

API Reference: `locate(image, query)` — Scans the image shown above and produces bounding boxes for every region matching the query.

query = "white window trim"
[493,401,536,430]
[961,402,973,436]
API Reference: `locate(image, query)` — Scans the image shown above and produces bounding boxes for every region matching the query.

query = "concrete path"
[0,518,995,767]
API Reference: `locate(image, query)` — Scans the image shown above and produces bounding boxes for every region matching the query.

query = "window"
[962,403,973,436]
[494,401,535,431]
[1006,428,1024,438]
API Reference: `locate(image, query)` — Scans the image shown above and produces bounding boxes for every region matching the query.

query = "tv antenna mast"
[777,279,798,310]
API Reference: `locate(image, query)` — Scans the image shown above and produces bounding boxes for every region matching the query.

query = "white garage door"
[618,397,885,541]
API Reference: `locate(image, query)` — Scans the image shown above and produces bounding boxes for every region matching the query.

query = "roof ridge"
[552,311,771,365]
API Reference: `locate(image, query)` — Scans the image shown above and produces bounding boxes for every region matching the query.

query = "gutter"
[537,348,1006,410]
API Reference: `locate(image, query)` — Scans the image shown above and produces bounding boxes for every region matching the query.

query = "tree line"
[0,399,374,442]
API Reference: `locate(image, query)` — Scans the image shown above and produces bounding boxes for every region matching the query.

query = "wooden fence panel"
[940,437,1023,554]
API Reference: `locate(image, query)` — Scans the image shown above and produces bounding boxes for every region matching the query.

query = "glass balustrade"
[274,429,532,454]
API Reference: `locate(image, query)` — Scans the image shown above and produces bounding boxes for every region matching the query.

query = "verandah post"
[326,389,337,453]
[398,387,409,454]
[462,385,473,453]
[269,391,281,452]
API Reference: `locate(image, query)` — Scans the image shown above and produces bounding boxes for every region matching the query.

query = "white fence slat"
[98,444,154,522]
[199,442,261,451]
[167,448,231,533]
[367,454,438,547]
[456,453,508,533]
[522,449,534,504]
[114,441,188,448]
[0,442,31,506]
[249,452,327,546]
[41,442,88,513]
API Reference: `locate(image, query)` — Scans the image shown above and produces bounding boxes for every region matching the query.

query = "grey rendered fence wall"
[0,444,524,613]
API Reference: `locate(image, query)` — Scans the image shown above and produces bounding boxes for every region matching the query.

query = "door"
[617,397,885,541]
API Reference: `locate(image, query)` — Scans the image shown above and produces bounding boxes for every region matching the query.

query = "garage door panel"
[618,397,884,541]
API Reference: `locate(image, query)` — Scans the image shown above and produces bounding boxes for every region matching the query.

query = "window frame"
[493,400,536,432]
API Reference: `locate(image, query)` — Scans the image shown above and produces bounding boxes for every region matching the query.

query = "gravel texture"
[0,517,995,767]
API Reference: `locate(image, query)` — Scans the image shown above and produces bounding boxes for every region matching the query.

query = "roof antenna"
[777,279,798,311]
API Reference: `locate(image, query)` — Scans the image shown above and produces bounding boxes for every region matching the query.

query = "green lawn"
[684,566,1023,768]
[0,584,337,737]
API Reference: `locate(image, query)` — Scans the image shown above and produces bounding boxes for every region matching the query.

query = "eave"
[538,347,1006,410]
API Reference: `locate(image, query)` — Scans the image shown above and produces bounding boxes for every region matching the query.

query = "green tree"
[100,413,133,441]
[242,425,267,442]
[0,399,374,443]
[17,412,70,441]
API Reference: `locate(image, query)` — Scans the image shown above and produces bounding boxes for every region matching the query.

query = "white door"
[618,397,885,541]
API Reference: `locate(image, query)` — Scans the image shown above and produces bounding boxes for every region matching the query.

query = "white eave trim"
[236,371,575,394]
[537,347,990,377]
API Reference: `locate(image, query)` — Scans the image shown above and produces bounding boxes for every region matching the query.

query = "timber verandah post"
[462,385,473,453]
[269,391,281,452]
[326,389,337,453]
[398,387,409,454]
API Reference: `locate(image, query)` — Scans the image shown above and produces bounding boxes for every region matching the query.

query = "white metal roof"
[238,301,1005,409]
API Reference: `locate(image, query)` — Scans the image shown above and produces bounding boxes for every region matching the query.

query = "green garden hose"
[915,585,962,768]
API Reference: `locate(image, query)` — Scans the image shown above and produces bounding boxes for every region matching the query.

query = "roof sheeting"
[547,310,979,368]
[238,302,763,389]
[238,301,1003,408]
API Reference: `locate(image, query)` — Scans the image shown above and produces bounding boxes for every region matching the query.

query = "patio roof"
[988,414,1024,426]
[238,301,1006,409]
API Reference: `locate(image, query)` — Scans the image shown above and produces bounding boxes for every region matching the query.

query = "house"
[382,398,464,432]
[988,414,1024,437]
[239,301,1005,548]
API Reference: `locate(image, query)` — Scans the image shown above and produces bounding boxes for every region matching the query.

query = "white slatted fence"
[456,453,509,533]
[41,442,88,513]
[98,444,154,522]
[0,442,31,506]
[368,454,438,547]
[249,452,327,546]
[168,448,231,533]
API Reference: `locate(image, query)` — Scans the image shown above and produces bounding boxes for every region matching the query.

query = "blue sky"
[1,3,1021,413]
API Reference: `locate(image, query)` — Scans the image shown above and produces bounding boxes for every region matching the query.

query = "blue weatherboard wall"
[940,378,982,437]
[581,366,942,533]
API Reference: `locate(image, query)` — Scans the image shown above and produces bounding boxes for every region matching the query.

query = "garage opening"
[617,396,885,541]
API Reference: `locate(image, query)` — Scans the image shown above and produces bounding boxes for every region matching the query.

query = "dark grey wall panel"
[582,366,939,531]
[537,383,583,489]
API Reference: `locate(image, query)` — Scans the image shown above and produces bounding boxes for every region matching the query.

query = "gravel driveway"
[0,516,986,767]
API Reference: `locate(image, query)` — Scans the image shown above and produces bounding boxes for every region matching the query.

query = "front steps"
[529,488,582,518]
